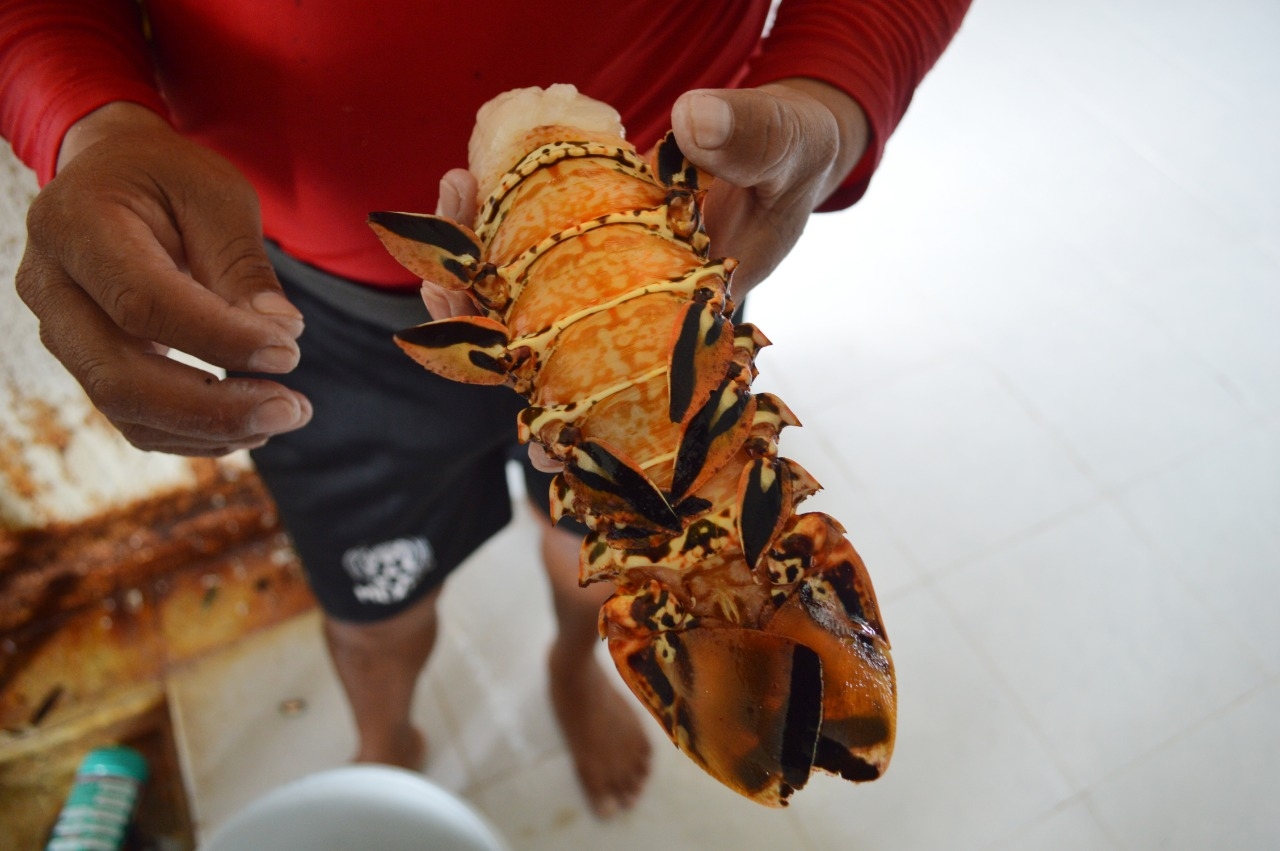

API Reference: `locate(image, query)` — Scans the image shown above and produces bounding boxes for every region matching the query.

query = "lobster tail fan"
[603,612,824,807]
[764,526,897,783]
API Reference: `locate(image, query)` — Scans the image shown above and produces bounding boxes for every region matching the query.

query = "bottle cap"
[77,746,149,783]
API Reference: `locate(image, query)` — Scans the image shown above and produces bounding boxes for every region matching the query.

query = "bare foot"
[549,643,653,818]
[355,723,428,772]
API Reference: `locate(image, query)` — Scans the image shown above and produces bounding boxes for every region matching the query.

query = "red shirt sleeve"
[0,0,169,184]
[744,0,972,210]
[0,0,971,282]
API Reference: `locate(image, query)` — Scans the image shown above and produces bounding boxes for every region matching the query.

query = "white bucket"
[200,766,509,851]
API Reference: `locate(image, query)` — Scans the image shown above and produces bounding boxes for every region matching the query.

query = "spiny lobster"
[368,85,895,806]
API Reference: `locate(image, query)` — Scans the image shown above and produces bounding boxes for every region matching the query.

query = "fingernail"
[252,292,305,338]
[248,344,299,373]
[252,291,302,320]
[275,315,306,338]
[690,93,733,150]
[250,396,304,434]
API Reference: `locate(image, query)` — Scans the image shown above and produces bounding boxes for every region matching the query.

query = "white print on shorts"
[341,536,435,605]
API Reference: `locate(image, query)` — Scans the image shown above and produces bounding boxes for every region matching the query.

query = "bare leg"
[540,516,653,817]
[322,587,441,770]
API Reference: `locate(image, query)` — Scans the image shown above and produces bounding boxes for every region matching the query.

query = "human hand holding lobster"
[422,78,868,318]
[669,78,869,299]
[424,80,867,474]
[15,102,311,456]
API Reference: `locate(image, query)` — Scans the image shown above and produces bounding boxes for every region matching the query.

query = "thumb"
[436,168,479,223]
[670,87,837,197]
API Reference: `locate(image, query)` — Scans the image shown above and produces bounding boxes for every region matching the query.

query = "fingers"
[17,253,311,455]
[110,373,311,456]
[19,111,313,457]
[437,168,479,224]
[113,421,271,457]
[38,209,301,375]
[528,442,564,473]
[27,141,304,376]
[666,84,855,299]
[419,284,479,320]
[670,87,839,202]
[179,193,306,340]
[420,169,482,319]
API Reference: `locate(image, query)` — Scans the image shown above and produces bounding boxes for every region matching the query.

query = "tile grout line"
[1078,791,1134,851]
[425,630,482,793]
[1058,234,1279,431]
[986,2,1265,244]
[460,744,568,806]
[976,342,1267,517]
[1079,674,1280,819]
[977,790,1129,851]
[1088,0,1253,108]
[1107,473,1277,681]
[925,581,1087,797]
[858,344,1110,582]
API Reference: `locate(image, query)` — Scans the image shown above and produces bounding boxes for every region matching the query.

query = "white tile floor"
[167,2,1280,848]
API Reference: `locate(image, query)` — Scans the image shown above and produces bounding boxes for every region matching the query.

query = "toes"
[591,731,650,817]
[620,745,652,808]
[549,651,654,817]
[592,794,621,819]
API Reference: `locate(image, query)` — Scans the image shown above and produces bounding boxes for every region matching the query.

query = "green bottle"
[46,745,148,851]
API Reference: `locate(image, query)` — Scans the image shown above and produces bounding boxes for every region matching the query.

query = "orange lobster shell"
[369,87,895,806]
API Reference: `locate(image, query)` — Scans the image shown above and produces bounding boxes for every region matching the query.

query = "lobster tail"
[372,85,896,806]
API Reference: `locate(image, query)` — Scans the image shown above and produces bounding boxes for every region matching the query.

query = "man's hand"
[420,79,867,314]
[16,102,311,456]
[670,78,870,299]
[418,81,867,472]
[427,168,575,470]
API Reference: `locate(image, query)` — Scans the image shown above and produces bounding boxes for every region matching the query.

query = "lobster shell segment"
[368,210,486,288]
[370,84,895,807]
[667,300,735,425]
[393,315,515,386]
[560,439,682,539]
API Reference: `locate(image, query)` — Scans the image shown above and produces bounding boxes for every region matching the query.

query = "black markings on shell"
[740,458,785,569]
[670,382,751,499]
[367,211,482,260]
[779,644,824,792]
[569,442,681,533]
[395,320,506,351]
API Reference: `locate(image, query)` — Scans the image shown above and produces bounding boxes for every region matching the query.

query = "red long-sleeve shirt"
[0,0,969,286]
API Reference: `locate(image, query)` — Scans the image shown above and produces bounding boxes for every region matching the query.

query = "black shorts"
[245,244,583,623]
